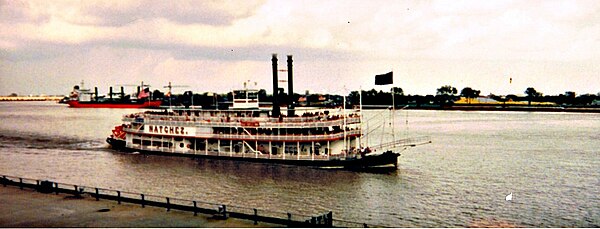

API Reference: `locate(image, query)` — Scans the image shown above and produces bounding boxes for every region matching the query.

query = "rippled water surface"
[0,101,598,227]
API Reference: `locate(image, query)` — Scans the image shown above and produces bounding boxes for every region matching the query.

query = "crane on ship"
[114,81,152,99]
[163,82,189,108]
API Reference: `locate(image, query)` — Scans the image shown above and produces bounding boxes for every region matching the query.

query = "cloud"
[0,0,265,26]
[1,0,599,96]
[4,0,598,62]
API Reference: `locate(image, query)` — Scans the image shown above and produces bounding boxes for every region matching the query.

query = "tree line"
[151,85,599,108]
[347,86,599,108]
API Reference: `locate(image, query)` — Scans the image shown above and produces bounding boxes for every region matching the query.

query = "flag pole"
[374,70,395,150]
[390,71,395,146]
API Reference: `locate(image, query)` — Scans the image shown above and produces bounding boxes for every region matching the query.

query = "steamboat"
[106,54,430,169]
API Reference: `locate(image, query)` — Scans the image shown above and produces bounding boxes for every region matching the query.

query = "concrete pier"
[0,185,275,227]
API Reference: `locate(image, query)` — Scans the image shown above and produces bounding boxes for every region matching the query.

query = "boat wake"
[0,133,107,151]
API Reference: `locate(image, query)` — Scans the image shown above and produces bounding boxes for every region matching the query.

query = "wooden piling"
[221,205,227,219]
[166,197,170,211]
[253,209,258,225]
[193,201,197,216]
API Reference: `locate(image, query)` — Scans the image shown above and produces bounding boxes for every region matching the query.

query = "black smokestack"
[287,55,294,117]
[271,54,280,117]
[109,87,113,100]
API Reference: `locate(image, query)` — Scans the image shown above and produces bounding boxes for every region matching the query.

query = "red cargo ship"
[67,100,162,108]
[66,81,162,109]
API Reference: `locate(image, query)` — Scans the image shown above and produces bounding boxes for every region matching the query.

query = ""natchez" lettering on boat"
[145,125,195,136]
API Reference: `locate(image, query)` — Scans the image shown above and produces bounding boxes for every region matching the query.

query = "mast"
[359,87,363,148]
[343,94,347,155]
[391,86,395,144]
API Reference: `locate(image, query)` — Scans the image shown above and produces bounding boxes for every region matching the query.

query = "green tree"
[460,87,481,104]
[525,87,540,106]
[392,87,403,96]
[347,91,360,107]
[565,91,576,105]
[436,85,457,105]
[437,85,457,96]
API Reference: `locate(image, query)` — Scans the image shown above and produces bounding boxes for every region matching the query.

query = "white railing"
[122,116,361,128]
[126,144,334,161]
[369,136,432,152]
[127,115,362,124]
[124,128,361,141]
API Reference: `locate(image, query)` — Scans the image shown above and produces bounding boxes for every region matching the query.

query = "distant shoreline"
[2,99,599,113]
[0,96,63,102]
[360,104,600,113]
[407,105,600,113]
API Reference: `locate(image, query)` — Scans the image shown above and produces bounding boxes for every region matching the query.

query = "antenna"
[163,81,189,94]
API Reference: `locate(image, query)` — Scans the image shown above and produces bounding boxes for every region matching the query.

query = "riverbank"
[0,185,275,227]
[409,105,600,113]
[0,96,63,101]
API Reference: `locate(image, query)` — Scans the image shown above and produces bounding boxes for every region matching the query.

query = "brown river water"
[0,101,598,227]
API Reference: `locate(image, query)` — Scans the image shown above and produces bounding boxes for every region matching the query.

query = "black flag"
[375,71,393,85]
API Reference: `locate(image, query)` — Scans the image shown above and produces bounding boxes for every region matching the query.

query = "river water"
[0,101,598,227]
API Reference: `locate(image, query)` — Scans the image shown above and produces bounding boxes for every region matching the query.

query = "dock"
[0,184,266,227]
[0,175,372,228]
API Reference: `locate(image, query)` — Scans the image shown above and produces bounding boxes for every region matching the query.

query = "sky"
[1,0,599,97]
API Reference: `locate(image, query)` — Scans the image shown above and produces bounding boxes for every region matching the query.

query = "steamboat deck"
[108,108,430,169]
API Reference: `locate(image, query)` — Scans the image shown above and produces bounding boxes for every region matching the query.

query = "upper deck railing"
[123,117,361,128]
[123,110,361,128]
[124,128,361,142]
